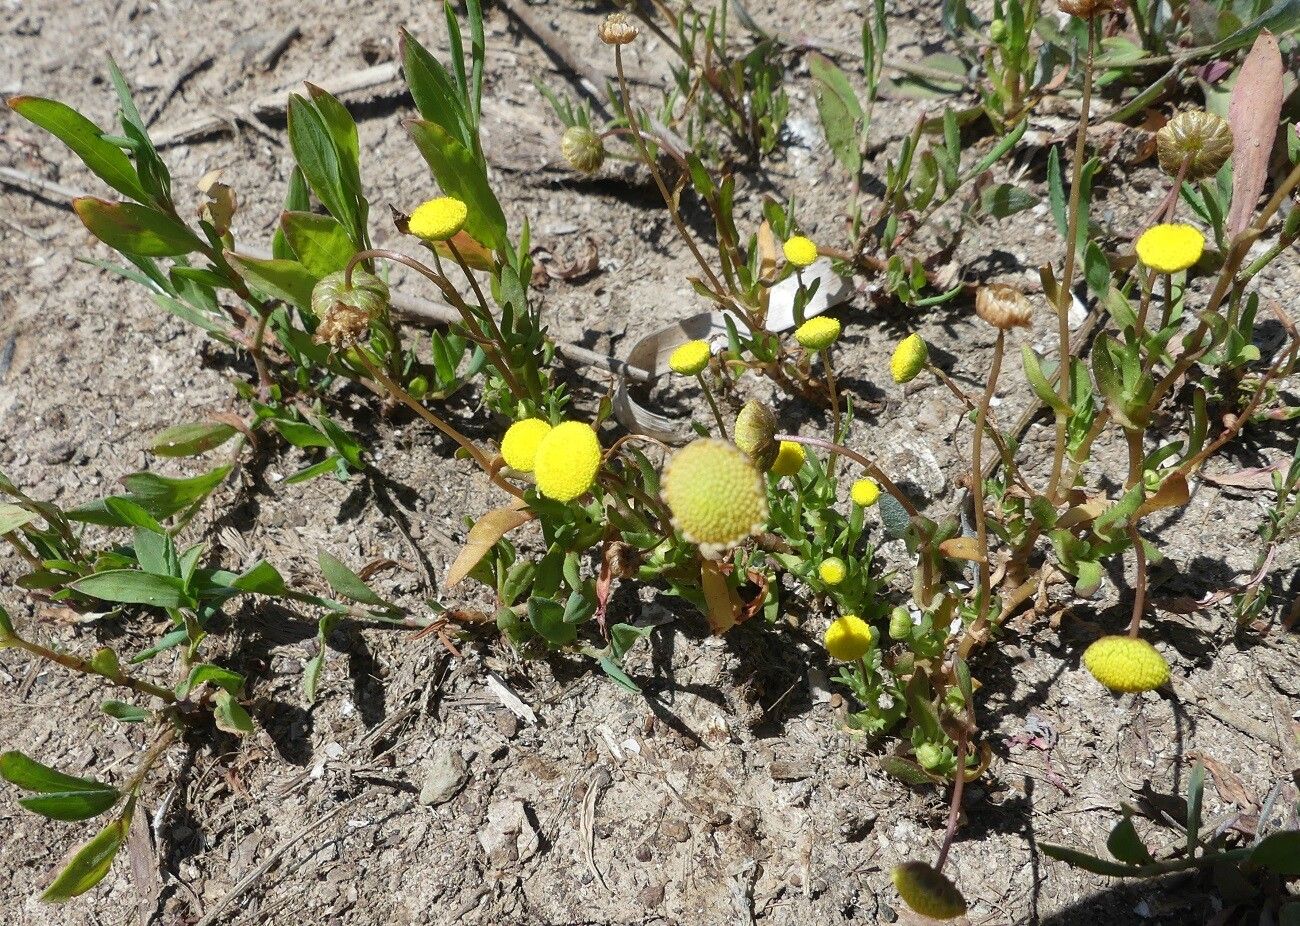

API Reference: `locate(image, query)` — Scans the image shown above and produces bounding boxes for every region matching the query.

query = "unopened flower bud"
[892,862,968,921]
[889,606,913,640]
[1157,110,1234,182]
[975,283,1034,330]
[733,400,779,471]
[311,269,389,349]
[561,125,606,175]
[598,12,638,45]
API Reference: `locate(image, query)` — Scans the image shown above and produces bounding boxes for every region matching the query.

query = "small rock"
[478,799,539,868]
[769,760,810,782]
[638,883,665,908]
[661,818,690,843]
[419,747,467,806]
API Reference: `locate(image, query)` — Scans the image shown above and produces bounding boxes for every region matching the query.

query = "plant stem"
[971,332,1004,622]
[696,374,730,439]
[1127,523,1147,638]
[12,637,177,702]
[1047,17,1098,500]
[773,434,919,519]
[934,723,969,872]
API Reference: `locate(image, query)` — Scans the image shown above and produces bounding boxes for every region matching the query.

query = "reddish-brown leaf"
[1226,31,1283,238]
[444,504,534,588]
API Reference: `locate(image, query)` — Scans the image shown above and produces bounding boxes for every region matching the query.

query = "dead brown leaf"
[445,503,534,588]
[1226,30,1283,237]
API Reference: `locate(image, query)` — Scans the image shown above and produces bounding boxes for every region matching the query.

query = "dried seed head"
[1157,110,1234,181]
[310,269,389,349]
[975,283,1035,330]
[733,400,779,471]
[560,125,606,175]
[603,541,642,580]
[598,12,638,45]
[1058,0,1110,18]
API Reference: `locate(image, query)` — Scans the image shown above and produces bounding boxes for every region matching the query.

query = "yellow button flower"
[661,439,767,558]
[824,614,874,661]
[892,862,968,921]
[1082,635,1170,693]
[770,440,805,477]
[500,418,552,472]
[783,235,818,268]
[668,339,711,376]
[1135,223,1204,274]
[890,332,928,384]
[534,421,602,502]
[408,196,468,242]
[851,478,880,507]
[818,557,847,586]
[794,316,841,352]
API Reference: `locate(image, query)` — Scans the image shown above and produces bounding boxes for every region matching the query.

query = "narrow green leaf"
[177,663,244,698]
[1021,347,1069,414]
[286,95,360,242]
[979,183,1038,218]
[151,422,237,458]
[8,97,151,203]
[0,502,38,535]
[318,550,386,606]
[70,570,192,608]
[400,28,473,149]
[73,198,199,257]
[213,689,254,735]
[808,53,863,178]
[1106,815,1153,865]
[101,700,151,723]
[407,118,507,251]
[41,813,131,902]
[0,752,113,794]
[1040,842,1142,877]
[20,789,121,822]
[230,560,287,595]
[224,252,316,311]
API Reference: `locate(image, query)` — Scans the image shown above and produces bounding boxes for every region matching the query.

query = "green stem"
[13,637,177,702]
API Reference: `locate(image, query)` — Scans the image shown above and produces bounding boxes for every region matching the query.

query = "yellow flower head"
[783,235,818,268]
[1082,635,1170,693]
[824,614,874,660]
[534,421,602,502]
[770,440,805,478]
[500,418,552,473]
[661,439,767,558]
[892,862,968,921]
[668,339,711,376]
[1135,223,1204,274]
[408,196,468,242]
[818,557,847,586]
[851,478,881,507]
[891,332,928,384]
[794,316,841,352]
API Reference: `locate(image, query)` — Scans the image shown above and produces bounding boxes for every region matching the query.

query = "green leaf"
[213,689,254,735]
[20,789,122,822]
[286,95,361,244]
[0,602,14,642]
[1021,347,1069,415]
[224,252,317,312]
[598,656,640,693]
[8,97,151,204]
[151,422,237,458]
[1211,0,1300,53]
[1040,842,1142,878]
[41,813,131,902]
[878,755,940,786]
[304,612,340,703]
[1,752,114,794]
[72,198,199,257]
[104,497,166,535]
[407,118,507,252]
[177,663,244,698]
[878,492,911,539]
[229,560,287,595]
[272,167,310,260]
[979,183,1037,218]
[401,28,473,150]
[280,211,356,277]
[70,570,193,608]
[0,502,38,535]
[101,700,151,723]
[1186,761,1205,853]
[318,550,386,606]
[1249,831,1300,875]
[528,596,576,647]
[808,52,863,178]
[1093,481,1145,541]
[1106,815,1153,865]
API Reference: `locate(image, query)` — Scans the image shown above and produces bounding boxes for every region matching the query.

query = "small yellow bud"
[1082,635,1170,693]
[851,478,880,507]
[534,421,602,502]
[661,439,768,559]
[824,614,874,661]
[783,235,818,268]
[890,333,928,384]
[408,196,468,242]
[818,557,847,586]
[500,418,552,473]
[1135,223,1205,274]
[770,441,805,478]
[892,862,968,920]
[794,316,841,352]
[668,339,712,376]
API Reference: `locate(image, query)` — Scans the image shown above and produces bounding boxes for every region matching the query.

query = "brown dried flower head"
[310,269,389,349]
[1157,110,1234,182]
[975,283,1034,330]
[603,541,642,580]
[561,125,605,174]
[1058,0,1110,17]
[598,12,638,45]
[315,301,370,349]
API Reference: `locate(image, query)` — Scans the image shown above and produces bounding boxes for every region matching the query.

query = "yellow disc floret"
[891,332,928,384]
[669,339,711,376]
[794,316,841,352]
[1135,223,1204,274]
[824,614,874,660]
[408,196,469,242]
[851,478,880,507]
[661,439,767,558]
[892,862,968,921]
[1082,635,1171,693]
[533,421,602,502]
[500,418,552,473]
[770,440,805,477]
[818,557,847,586]
[783,235,818,268]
